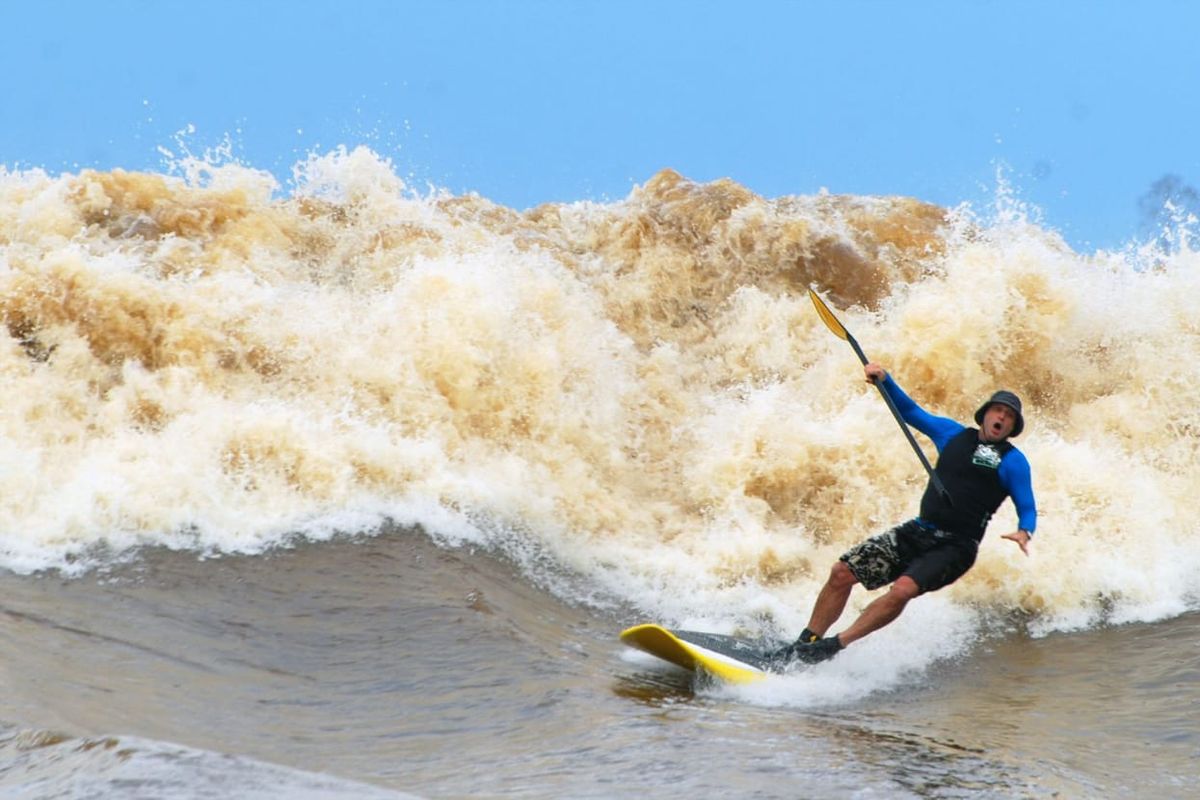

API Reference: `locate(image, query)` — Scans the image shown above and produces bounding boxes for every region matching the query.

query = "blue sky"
[5,1,1199,251]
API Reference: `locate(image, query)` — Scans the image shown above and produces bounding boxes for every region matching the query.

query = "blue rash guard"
[878,374,1037,542]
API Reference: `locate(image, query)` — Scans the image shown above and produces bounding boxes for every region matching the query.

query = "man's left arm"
[999,450,1037,556]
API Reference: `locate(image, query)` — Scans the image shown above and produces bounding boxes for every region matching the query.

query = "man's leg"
[835,575,921,646]
[770,561,859,661]
[806,560,859,636]
[775,527,906,664]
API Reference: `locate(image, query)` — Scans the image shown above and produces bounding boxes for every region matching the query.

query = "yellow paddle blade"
[808,288,849,341]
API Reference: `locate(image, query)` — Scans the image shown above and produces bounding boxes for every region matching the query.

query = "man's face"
[980,403,1017,442]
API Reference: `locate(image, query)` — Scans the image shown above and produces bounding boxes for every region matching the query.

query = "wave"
[1,148,1198,641]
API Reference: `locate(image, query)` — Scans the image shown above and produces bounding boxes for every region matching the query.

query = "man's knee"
[891,575,921,600]
[829,560,858,588]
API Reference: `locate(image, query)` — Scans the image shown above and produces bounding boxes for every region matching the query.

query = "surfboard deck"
[619,623,782,684]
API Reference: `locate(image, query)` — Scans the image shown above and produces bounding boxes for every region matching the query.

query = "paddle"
[807,288,953,505]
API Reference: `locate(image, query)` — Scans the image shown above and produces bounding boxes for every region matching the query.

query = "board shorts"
[839,519,978,593]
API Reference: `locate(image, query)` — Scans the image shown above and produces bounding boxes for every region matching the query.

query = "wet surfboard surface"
[619,623,781,684]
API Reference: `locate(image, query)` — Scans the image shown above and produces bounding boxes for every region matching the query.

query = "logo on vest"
[971,443,1003,469]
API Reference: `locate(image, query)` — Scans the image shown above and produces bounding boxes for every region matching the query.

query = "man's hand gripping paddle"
[807,288,953,506]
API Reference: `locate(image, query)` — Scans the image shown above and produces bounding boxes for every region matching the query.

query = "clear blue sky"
[5,1,1199,251]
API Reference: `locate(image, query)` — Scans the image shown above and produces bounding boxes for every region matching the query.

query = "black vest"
[919,428,1013,541]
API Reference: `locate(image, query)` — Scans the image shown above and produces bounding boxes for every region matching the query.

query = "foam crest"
[0,152,1197,646]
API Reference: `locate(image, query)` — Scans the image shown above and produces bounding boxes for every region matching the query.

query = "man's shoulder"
[999,443,1031,467]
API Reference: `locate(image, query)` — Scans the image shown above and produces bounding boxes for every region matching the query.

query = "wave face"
[1,149,1198,642]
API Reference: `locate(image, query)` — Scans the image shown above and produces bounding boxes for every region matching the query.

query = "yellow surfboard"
[619,623,777,684]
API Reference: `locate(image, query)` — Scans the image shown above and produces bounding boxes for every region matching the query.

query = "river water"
[1,529,1196,798]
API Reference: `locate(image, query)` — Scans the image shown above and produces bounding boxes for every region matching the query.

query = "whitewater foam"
[2,150,1198,656]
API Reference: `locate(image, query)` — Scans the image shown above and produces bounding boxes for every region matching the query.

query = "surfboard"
[619,623,781,684]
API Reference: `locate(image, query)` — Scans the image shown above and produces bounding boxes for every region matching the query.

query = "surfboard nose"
[619,624,770,684]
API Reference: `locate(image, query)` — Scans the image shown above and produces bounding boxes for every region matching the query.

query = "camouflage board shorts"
[840,519,978,593]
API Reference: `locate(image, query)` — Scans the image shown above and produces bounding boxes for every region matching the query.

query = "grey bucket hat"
[974,390,1024,437]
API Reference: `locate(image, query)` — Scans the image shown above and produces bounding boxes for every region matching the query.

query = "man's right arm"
[867,367,962,450]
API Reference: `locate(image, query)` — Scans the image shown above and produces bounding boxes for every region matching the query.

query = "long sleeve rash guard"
[878,374,1037,537]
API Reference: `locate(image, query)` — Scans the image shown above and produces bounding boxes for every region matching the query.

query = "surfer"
[773,362,1037,665]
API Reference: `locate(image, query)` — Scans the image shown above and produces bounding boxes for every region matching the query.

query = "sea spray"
[1,150,1198,647]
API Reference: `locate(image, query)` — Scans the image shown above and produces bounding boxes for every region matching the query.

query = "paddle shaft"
[840,330,953,505]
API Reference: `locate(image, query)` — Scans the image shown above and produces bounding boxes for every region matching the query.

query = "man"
[774,362,1037,665]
